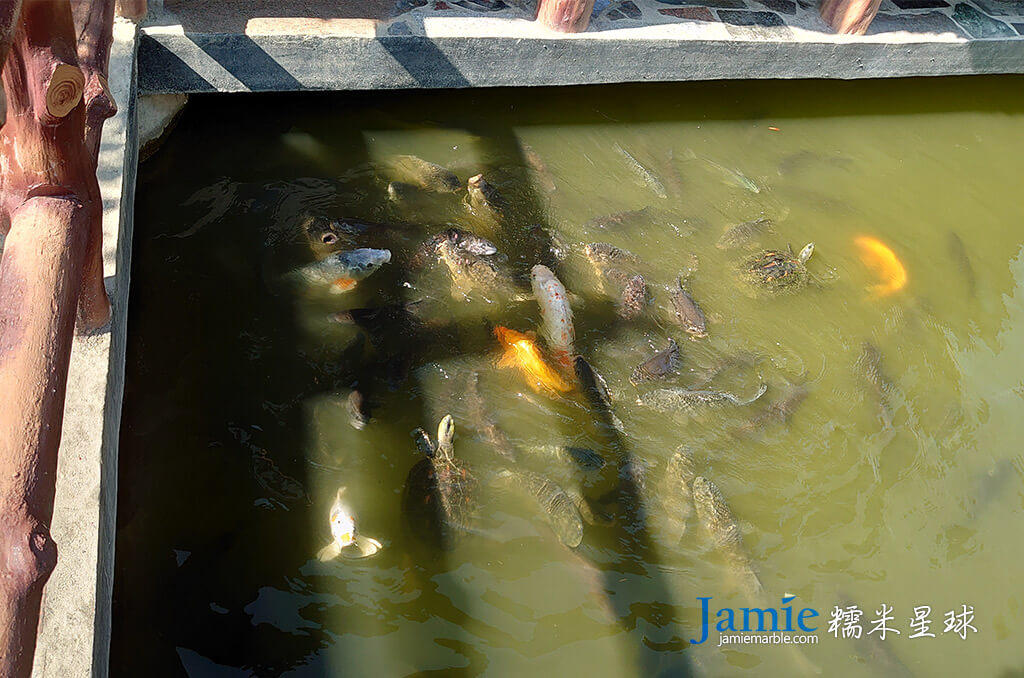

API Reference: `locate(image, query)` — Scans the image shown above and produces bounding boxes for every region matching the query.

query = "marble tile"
[969,0,1024,15]
[866,10,968,35]
[658,5,716,19]
[753,0,797,14]
[952,3,1016,36]
[891,0,949,8]
[656,0,748,9]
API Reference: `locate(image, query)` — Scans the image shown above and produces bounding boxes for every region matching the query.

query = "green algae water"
[112,78,1024,677]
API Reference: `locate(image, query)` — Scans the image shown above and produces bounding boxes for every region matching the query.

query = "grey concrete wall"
[31,18,139,678]
[136,22,1024,95]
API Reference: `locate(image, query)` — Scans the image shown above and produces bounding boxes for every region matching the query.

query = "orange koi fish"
[854,236,907,297]
[494,326,573,393]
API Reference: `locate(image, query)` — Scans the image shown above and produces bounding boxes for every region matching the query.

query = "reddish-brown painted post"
[115,0,147,22]
[536,0,595,32]
[0,0,114,674]
[72,0,117,332]
[820,0,882,34]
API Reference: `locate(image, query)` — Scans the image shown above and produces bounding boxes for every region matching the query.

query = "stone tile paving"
[387,0,1024,40]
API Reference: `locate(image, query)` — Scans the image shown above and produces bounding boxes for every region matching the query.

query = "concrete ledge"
[32,18,139,678]
[138,29,1024,93]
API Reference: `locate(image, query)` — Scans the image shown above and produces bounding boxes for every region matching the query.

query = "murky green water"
[113,79,1024,677]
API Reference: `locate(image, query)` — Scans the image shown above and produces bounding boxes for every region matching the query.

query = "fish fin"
[331,277,357,293]
[681,148,698,161]
[496,350,517,368]
[317,541,343,562]
[342,536,383,560]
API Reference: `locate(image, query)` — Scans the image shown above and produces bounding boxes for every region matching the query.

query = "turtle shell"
[403,454,478,552]
[743,249,808,292]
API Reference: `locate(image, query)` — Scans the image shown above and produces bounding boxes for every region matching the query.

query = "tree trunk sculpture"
[0,1,115,675]
[819,0,882,34]
[536,0,595,32]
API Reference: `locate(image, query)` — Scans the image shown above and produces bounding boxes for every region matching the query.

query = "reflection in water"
[114,79,1024,677]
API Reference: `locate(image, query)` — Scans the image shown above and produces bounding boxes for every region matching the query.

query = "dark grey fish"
[574,356,625,433]
[966,458,1019,522]
[346,390,369,430]
[857,341,895,428]
[392,154,460,192]
[495,468,584,548]
[669,278,707,338]
[777,150,853,176]
[252,449,307,503]
[619,274,647,320]
[437,238,523,298]
[465,372,519,462]
[615,144,667,199]
[585,242,642,267]
[630,338,681,385]
[522,444,606,471]
[466,174,511,225]
[716,217,774,250]
[657,447,698,543]
[835,594,914,678]
[637,384,767,412]
[386,181,422,203]
[584,207,652,232]
[948,231,977,298]
[687,352,758,390]
[734,386,808,435]
[410,228,495,269]
[521,142,558,193]
[693,476,763,598]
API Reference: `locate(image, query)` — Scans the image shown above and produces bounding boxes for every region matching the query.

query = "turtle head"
[437,415,455,458]
[798,242,815,264]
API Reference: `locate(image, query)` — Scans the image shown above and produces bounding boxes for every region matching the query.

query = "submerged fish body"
[252,449,306,503]
[585,244,648,319]
[685,149,760,193]
[736,386,808,434]
[584,207,653,232]
[948,231,976,298]
[531,265,576,368]
[669,278,707,338]
[294,248,392,293]
[574,356,625,433]
[615,143,667,199]
[466,173,510,222]
[857,341,895,428]
[637,383,767,412]
[521,142,558,192]
[585,242,642,268]
[657,447,698,543]
[717,217,774,250]
[438,238,520,298]
[391,154,461,193]
[692,476,763,598]
[522,444,606,471]
[496,468,585,548]
[466,373,585,548]
[631,338,681,385]
[412,227,499,269]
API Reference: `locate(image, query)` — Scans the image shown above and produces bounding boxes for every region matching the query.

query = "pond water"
[112,78,1024,677]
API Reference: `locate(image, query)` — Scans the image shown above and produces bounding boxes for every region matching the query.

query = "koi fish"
[854,236,907,297]
[530,264,576,370]
[294,248,391,293]
[494,326,573,393]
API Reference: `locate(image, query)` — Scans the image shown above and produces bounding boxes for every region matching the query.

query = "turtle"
[741,242,815,293]
[402,415,479,551]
